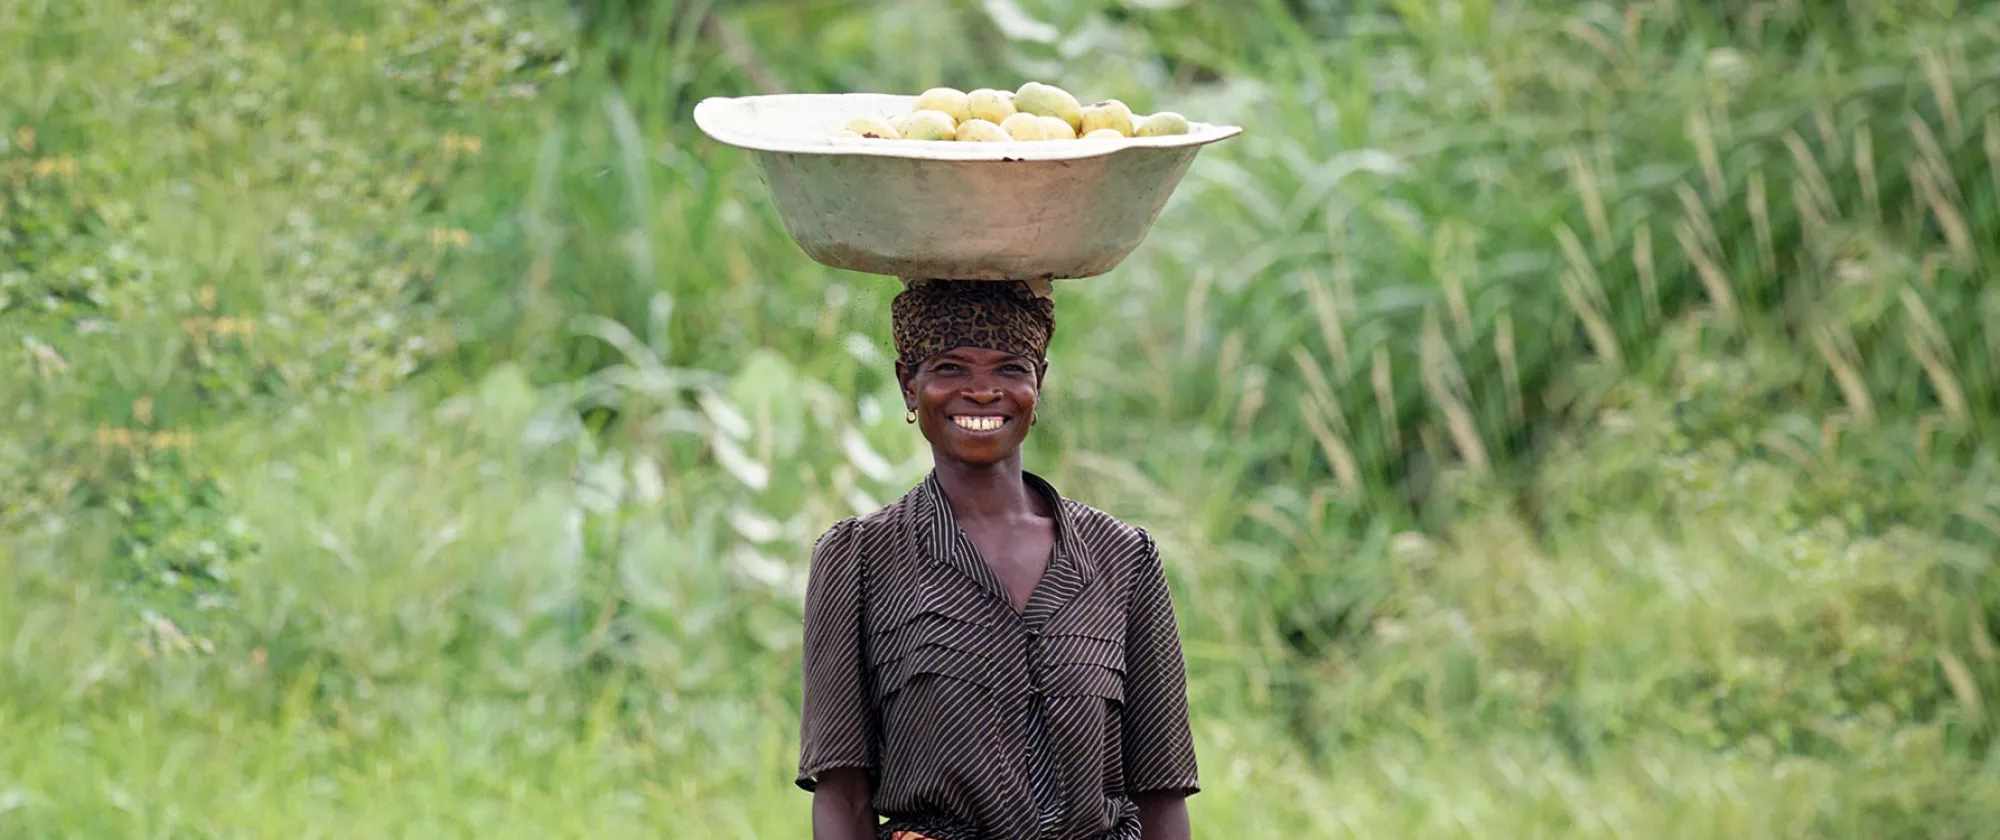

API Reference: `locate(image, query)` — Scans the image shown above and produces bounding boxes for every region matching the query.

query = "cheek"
[917,384,955,410]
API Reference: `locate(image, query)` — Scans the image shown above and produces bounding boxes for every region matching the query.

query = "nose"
[960,373,1004,403]
[962,386,1003,404]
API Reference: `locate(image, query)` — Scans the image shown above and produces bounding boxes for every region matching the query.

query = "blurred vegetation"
[5,0,2000,835]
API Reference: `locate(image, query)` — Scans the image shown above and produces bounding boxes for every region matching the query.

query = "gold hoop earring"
[905,408,917,424]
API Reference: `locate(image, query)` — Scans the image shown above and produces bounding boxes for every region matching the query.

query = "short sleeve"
[1121,528,1200,796]
[796,517,878,791]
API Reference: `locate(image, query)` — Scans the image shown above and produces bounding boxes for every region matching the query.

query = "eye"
[999,363,1030,376]
[931,362,966,374]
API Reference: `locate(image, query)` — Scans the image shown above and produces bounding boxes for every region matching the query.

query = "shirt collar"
[906,470,1096,613]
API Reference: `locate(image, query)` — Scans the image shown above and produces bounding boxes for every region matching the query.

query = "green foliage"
[5,0,2000,836]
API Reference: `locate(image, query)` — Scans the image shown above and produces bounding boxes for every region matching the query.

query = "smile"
[950,415,1009,433]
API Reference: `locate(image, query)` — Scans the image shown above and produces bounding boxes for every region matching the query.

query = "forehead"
[926,347,1035,366]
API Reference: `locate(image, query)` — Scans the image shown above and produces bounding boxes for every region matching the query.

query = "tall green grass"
[5,0,2000,836]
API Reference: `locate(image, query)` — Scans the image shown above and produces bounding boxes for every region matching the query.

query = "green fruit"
[1135,111,1191,137]
[844,114,900,139]
[1083,128,1124,140]
[1000,112,1045,141]
[914,87,972,123]
[1014,82,1083,132]
[1079,100,1135,137]
[902,110,957,141]
[966,88,1016,124]
[956,118,1010,142]
[1037,115,1076,140]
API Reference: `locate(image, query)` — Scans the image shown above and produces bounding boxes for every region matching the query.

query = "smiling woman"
[797,280,1198,840]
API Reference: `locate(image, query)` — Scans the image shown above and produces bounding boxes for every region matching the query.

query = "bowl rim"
[693,92,1244,162]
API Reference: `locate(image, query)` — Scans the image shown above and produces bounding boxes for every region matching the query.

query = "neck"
[931,452,1035,523]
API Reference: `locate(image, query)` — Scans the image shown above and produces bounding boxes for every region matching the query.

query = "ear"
[894,359,917,410]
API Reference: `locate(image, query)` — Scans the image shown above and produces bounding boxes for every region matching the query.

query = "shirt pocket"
[1038,629,1125,705]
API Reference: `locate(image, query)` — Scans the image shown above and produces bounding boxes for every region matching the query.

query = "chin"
[939,445,1020,466]
[934,435,1028,465]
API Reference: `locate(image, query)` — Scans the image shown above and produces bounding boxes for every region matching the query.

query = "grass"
[5,0,2000,836]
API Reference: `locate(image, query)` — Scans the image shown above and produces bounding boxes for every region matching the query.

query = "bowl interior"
[694,93,1243,162]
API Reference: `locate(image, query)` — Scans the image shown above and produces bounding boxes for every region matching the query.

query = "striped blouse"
[797,472,1201,840]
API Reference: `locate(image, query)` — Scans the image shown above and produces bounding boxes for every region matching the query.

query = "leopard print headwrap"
[891,279,1055,368]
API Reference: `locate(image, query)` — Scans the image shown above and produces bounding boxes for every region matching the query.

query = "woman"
[796,279,1199,840]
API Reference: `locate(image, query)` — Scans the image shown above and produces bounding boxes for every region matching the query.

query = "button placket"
[1026,628,1044,694]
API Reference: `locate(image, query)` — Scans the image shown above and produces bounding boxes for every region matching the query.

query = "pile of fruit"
[839,82,1191,142]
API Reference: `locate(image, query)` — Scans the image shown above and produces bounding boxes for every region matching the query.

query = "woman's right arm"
[812,768,877,839]
[798,519,880,839]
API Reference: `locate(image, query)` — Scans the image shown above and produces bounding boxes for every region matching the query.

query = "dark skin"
[811,346,1192,840]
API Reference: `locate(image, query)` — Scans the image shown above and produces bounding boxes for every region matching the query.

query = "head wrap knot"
[891,279,1055,367]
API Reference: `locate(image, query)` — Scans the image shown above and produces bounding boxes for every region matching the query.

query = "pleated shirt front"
[797,472,1201,840]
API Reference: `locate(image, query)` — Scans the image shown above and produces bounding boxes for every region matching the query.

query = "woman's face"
[897,346,1043,467]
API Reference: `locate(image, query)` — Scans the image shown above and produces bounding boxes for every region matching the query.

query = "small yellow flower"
[430,226,471,248]
[14,126,33,153]
[199,284,217,311]
[133,396,154,426]
[348,34,367,52]
[440,133,483,155]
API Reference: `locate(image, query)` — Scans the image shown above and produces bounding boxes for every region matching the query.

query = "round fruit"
[1083,128,1124,139]
[1135,111,1191,137]
[845,114,900,139]
[914,87,972,123]
[956,118,1010,142]
[1014,82,1083,132]
[1000,112,1046,141]
[966,88,1016,125]
[902,109,958,141]
[1079,100,1135,137]
[1037,115,1076,140]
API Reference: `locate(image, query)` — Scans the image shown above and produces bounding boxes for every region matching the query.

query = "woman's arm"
[812,768,877,840]
[1123,529,1201,836]
[798,519,881,837]
[1136,792,1192,840]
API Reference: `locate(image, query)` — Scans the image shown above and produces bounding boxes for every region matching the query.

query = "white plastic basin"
[693,93,1242,282]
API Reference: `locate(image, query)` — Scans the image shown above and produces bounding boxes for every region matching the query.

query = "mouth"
[949,415,1010,434]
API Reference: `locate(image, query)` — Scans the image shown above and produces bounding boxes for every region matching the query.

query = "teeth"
[952,416,1005,432]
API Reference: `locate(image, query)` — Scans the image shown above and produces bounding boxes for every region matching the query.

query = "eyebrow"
[930,352,1031,367]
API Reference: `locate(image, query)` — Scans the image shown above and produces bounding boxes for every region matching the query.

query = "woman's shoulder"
[1057,495,1158,563]
[807,487,922,560]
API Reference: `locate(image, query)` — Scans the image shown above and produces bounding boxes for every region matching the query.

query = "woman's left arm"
[1135,792,1192,840]
[1122,529,1201,838]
